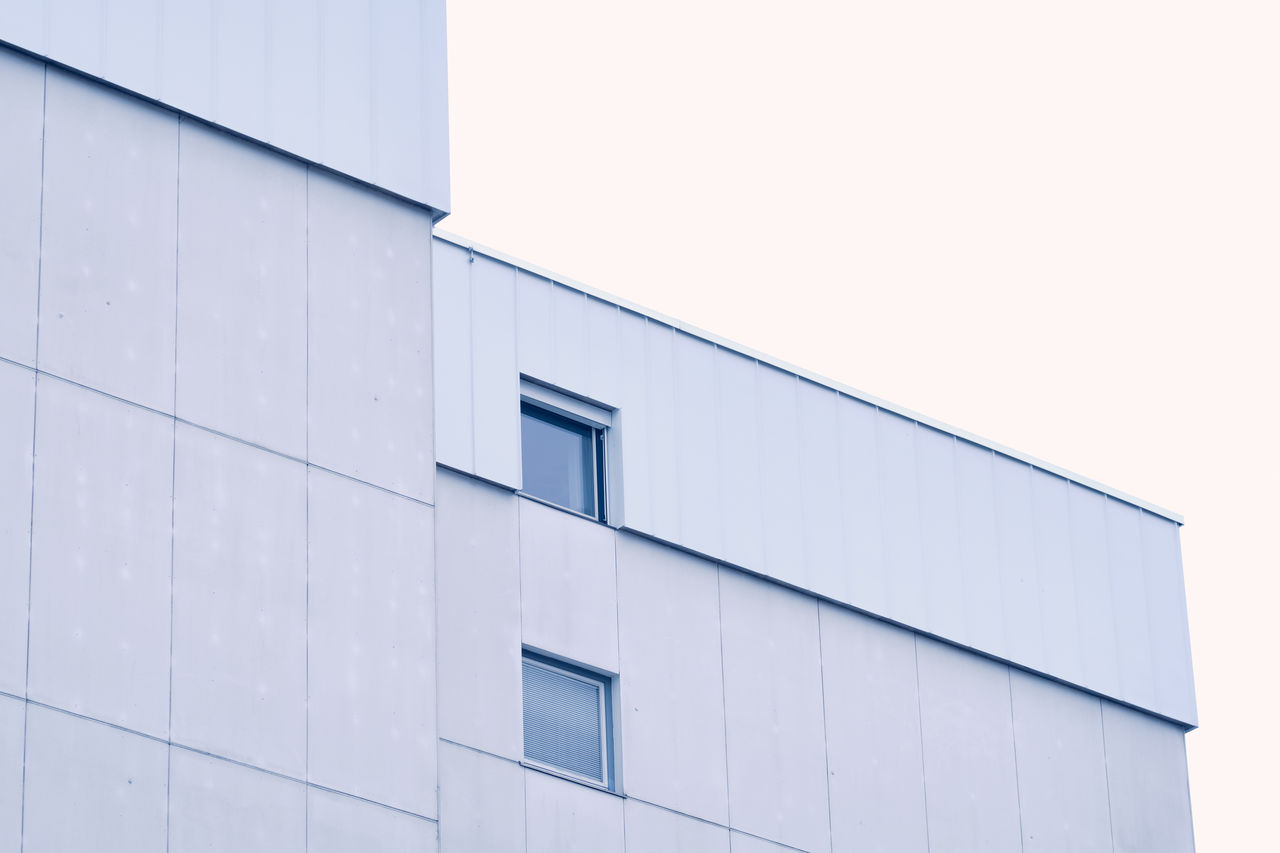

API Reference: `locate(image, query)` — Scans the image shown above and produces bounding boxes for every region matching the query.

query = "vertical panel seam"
[304,165,312,852]
[716,566,733,831]
[20,60,49,853]
[815,602,834,852]
[466,245,477,472]
[165,110,182,853]
[912,635,933,853]
[1098,701,1118,853]
[1006,668,1027,853]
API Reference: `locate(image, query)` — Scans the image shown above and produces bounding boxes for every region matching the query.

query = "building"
[0,3,1196,851]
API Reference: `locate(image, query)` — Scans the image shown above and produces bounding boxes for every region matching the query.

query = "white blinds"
[522,658,605,783]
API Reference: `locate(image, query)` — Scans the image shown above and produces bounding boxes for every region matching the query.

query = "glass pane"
[522,659,605,783]
[521,403,597,517]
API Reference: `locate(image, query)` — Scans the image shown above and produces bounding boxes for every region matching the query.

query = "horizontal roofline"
[434,229,1184,525]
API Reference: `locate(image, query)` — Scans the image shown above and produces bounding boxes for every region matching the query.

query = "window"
[521,651,615,790]
[519,381,610,522]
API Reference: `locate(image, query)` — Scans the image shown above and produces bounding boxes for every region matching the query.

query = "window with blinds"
[521,652,613,788]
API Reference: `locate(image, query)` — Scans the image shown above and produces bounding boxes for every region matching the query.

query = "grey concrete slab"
[22,705,167,853]
[27,379,172,736]
[169,748,305,853]
[38,69,178,412]
[171,424,306,775]
[308,468,436,816]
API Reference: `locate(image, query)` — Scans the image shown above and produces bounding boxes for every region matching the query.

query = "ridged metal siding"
[432,237,1198,727]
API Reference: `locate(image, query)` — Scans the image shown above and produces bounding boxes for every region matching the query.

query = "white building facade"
[0,4,1195,851]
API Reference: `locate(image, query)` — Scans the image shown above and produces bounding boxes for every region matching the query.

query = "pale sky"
[442,2,1279,848]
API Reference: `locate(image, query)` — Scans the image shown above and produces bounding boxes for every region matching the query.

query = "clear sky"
[441,2,1278,848]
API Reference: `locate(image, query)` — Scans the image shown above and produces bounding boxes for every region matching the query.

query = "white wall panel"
[719,569,830,853]
[0,365,35,695]
[27,379,172,736]
[756,366,804,590]
[22,705,168,853]
[915,426,964,642]
[837,397,885,613]
[616,310,651,531]
[1068,484,1122,700]
[551,285,590,397]
[673,332,721,558]
[616,534,728,825]
[435,470,523,759]
[993,455,1044,672]
[39,70,178,412]
[0,695,23,852]
[1102,702,1194,853]
[45,0,105,77]
[916,638,1021,853]
[176,121,307,457]
[103,0,161,99]
[471,256,520,486]
[1106,498,1156,710]
[797,380,843,599]
[0,49,44,367]
[169,748,305,853]
[729,832,799,853]
[432,240,474,472]
[525,769,625,853]
[584,298,622,408]
[264,0,320,159]
[624,800,730,853]
[438,741,525,853]
[308,468,436,815]
[308,171,433,503]
[876,412,925,629]
[309,788,438,853]
[519,498,618,672]
[1009,671,1112,853]
[713,348,763,571]
[954,440,1003,654]
[213,0,267,143]
[318,0,372,179]
[516,271,556,385]
[1141,513,1197,724]
[371,0,429,199]
[171,425,306,776]
[644,322,681,542]
[819,604,928,853]
[1031,473,1083,686]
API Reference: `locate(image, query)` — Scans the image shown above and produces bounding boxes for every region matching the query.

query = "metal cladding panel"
[915,425,964,643]
[432,239,475,472]
[837,395,885,612]
[714,347,764,571]
[1107,499,1157,712]
[22,705,168,853]
[876,411,926,630]
[38,68,178,413]
[551,285,591,396]
[1008,671,1113,853]
[0,48,43,367]
[0,0,450,212]
[308,468,436,816]
[916,638,1022,853]
[171,424,307,777]
[518,497,619,673]
[1141,513,1197,724]
[616,534,728,825]
[175,120,308,458]
[308,787,438,853]
[797,380,843,598]
[585,298,623,407]
[169,748,306,853]
[757,365,805,590]
[435,470,523,759]
[308,170,434,504]
[616,311,652,532]
[674,332,721,558]
[644,321,681,542]
[719,569,831,853]
[27,379,173,737]
[728,832,797,853]
[525,769,625,853]
[438,741,525,853]
[993,455,1045,673]
[471,258,520,486]
[1068,484,1123,701]
[0,364,34,696]
[516,271,557,385]
[1031,473,1084,687]
[954,439,1004,655]
[624,799,731,853]
[1101,702,1195,853]
[819,603,929,853]
[0,695,22,850]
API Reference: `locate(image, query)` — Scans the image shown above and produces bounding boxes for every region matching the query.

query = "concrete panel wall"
[525,770,625,853]
[309,787,439,853]
[0,49,44,368]
[624,800,730,853]
[0,0,450,212]
[1102,702,1195,853]
[432,239,1196,727]
[438,741,525,853]
[0,364,35,696]
[169,748,306,853]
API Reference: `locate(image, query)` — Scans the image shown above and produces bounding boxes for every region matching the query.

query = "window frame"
[520,649,618,792]
[518,379,613,524]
